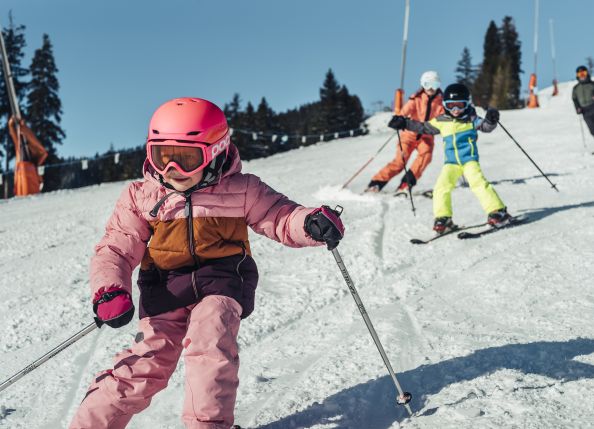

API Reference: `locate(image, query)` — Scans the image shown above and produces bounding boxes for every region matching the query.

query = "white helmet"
[420,71,441,91]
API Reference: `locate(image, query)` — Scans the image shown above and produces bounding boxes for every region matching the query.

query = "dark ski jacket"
[572,78,594,113]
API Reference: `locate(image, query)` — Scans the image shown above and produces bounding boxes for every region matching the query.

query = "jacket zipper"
[184,194,200,299]
[235,242,247,283]
[452,125,462,165]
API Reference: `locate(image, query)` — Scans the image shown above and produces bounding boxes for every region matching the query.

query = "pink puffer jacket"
[89,144,320,298]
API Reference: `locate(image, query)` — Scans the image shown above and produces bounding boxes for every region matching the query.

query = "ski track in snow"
[2,83,594,428]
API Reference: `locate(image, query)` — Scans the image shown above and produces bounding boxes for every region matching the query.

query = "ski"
[410,222,488,245]
[394,189,433,199]
[457,217,527,239]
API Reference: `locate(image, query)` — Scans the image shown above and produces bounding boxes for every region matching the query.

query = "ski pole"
[578,115,587,149]
[497,121,559,192]
[341,132,396,189]
[396,130,416,216]
[0,321,99,394]
[330,247,413,416]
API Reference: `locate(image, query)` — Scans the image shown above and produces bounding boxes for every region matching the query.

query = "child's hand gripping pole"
[304,205,345,250]
[323,207,414,415]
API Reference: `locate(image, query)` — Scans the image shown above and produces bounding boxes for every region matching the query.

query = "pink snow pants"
[69,295,242,429]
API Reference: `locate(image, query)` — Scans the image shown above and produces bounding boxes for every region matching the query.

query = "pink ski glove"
[93,287,134,328]
[304,206,345,250]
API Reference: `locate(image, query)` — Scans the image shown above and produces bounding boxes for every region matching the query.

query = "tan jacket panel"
[141,217,250,270]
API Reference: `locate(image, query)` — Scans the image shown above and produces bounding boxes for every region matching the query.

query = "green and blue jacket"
[404,108,497,165]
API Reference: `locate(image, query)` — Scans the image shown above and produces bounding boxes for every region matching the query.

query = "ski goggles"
[146,134,230,177]
[422,81,440,91]
[444,100,469,111]
[577,70,589,79]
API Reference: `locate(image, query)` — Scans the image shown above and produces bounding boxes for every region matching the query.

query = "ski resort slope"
[1,81,594,429]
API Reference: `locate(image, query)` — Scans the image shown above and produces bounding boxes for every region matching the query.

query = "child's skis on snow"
[388,83,512,233]
[69,98,344,429]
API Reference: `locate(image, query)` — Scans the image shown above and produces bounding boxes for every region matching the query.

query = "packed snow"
[1,82,594,429]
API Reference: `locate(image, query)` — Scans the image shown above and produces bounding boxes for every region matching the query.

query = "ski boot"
[395,170,417,196]
[433,217,455,234]
[394,181,409,197]
[365,180,386,193]
[487,207,512,228]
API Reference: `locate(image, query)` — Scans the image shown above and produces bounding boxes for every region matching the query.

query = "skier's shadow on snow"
[255,338,594,429]
[518,200,594,224]
[490,172,565,186]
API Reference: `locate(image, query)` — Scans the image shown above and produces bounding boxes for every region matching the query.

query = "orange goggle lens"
[150,144,205,172]
[577,70,588,78]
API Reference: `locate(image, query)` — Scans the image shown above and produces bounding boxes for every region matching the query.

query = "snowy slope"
[1,81,594,429]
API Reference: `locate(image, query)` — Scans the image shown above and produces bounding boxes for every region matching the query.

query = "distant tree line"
[0,12,64,174]
[225,69,365,159]
[1,16,366,196]
[454,16,523,110]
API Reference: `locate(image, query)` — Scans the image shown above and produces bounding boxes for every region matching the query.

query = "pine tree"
[338,85,364,131]
[244,101,255,127]
[586,57,594,75]
[455,47,477,88]
[25,34,65,159]
[473,21,501,108]
[0,13,28,166]
[254,97,274,132]
[320,69,340,102]
[224,93,241,127]
[489,60,511,109]
[317,69,341,133]
[497,16,522,108]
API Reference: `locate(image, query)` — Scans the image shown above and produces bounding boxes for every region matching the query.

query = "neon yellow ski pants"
[433,161,505,218]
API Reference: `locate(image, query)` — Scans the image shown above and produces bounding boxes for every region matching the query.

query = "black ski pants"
[582,105,594,136]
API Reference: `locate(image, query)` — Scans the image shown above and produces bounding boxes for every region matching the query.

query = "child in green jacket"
[389,83,511,233]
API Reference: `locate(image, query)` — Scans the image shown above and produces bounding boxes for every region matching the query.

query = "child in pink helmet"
[69,97,345,429]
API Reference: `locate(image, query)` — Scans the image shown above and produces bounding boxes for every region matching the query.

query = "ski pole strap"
[92,288,130,314]
[0,321,99,394]
[330,248,413,415]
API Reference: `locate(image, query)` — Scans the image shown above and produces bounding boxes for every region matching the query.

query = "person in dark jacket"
[572,65,594,135]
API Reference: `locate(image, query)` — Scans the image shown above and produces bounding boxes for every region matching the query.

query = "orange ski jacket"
[400,89,444,139]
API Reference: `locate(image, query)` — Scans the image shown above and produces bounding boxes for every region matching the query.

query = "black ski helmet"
[443,83,471,117]
[443,83,471,102]
[576,65,590,81]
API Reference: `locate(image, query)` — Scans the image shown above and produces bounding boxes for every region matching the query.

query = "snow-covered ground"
[1,82,594,429]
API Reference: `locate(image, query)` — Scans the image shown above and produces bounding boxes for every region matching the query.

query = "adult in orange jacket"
[366,71,444,193]
[8,116,48,196]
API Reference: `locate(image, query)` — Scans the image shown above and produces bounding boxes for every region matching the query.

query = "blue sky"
[2,0,593,157]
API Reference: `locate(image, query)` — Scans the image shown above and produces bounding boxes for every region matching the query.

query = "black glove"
[485,108,500,124]
[93,287,135,328]
[401,170,417,187]
[366,180,387,192]
[388,115,407,130]
[304,206,345,250]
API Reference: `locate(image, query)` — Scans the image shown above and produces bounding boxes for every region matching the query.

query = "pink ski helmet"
[146,98,231,188]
